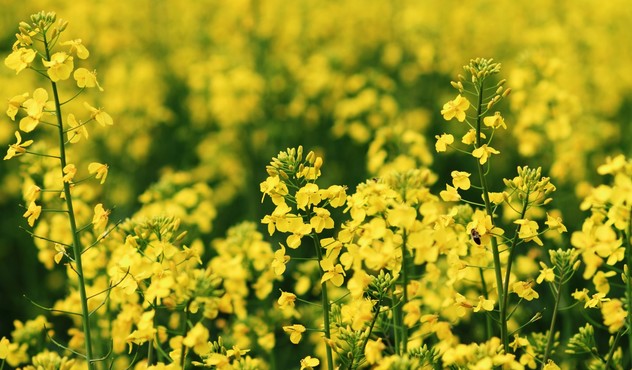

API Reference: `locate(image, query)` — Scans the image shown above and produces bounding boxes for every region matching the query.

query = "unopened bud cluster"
[549,248,581,281]
[367,270,396,301]
[504,166,556,205]
[266,145,322,182]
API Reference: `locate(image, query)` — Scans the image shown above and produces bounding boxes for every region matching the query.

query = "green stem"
[400,231,409,354]
[180,300,193,369]
[541,270,564,366]
[351,298,382,370]
[474,79,508,352]
[44,33,96,369]
[500,191,529,345]
[479,268,493,339]
[604,327,624,369]
[312,232,334,370]
[625,211,632,367]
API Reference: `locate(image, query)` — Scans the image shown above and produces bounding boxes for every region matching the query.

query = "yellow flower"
[542,360,561,370]
[182,323,209,355]
[62,164,76,183]
[483,112,507,129]
[296,183,321,210]
[282,324,306,344]
[23,201,42,227]
[4,131,33,160]
[364,338,385,364]
[84,102,113,126]
[42,52,74,81]
[92,203,110,231]
[451,171,471,190]
[592,270,616,294]
[472,144,500,165]
[514,219,543,246]
[585,292,609,308]
[126,310,157,348]
[0,336,9,359]
[271,244,290,275]
[321,185,347,207]
[61,39,90,59]
[511,281,539,301]
[601,299,627,333]
[67,113,89,143]
[462,129,485,145]
[320,257,345,286]
[73,68,103,91]
[440,184,461,202]
[7,92,29,120]
[4,47,36,74]
[300,356,320,370]
[386,204,416,230]
[260,175,289,205]
[88,162,109,184]
[545,213,567,233]
[572,288,589,302]
[277,290,297,309]
[435,133,454,152]
[19,88,50,132]
[53,243,66,264]
[310,207,334,233]
[536,262,555,284]
[473,296,495,312]
[488,192,505,204]
[441,94,470,122]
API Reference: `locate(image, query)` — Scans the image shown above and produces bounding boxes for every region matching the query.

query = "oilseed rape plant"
[1,5,632,370]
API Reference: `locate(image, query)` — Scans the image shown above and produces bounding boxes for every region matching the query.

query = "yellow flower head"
[92,203,110,231]
[435,133,454,152]
[300,356,320,370]
[84,102,113,126]
[74,68,103,91]
[441,94,470,122]
[42,52,74,81]
[23,201,42,227]
[472,144,500,165]
[4,131,33,160]
[512,280,539,301]
[61,39,90,59]
[277,290,297,309]
[451,171,471,190]
[282,324,306,344]
[483,112,507,129]
[4,48,36,74]
[88,162,109,184]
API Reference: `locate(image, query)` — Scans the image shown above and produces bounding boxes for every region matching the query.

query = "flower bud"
[503,88,512,97]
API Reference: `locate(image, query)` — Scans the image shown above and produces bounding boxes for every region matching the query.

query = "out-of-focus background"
[1,0,631,350]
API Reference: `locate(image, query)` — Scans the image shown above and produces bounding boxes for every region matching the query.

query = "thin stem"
[351,299,382,370]
[625,211,632,366]
[542,271,564,366]
[400,230,409,354]
[604,327,624,369]
[501,191,530,342]
[312,232,335,370]
[44,32,96,369]
[479,268,493,339]
[180,300,193,369]
[473,79,508,352]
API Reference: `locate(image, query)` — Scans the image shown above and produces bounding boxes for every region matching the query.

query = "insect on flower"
[470,228,481,245]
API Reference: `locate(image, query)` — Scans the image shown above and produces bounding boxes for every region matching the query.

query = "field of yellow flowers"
[1,1,632,369]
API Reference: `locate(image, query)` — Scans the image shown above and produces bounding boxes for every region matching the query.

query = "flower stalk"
[44,29,96,370]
